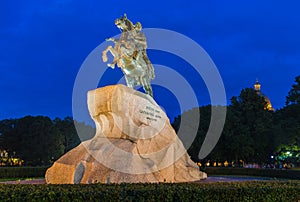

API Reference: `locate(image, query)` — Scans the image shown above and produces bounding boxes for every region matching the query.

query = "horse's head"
[115,13,134,32]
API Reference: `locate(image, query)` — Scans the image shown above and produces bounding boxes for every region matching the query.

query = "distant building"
[254,79,274,111]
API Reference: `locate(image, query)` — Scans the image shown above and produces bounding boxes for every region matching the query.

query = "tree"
[0,115,97,166]
[0,116,65,165]
[174,88,275,164]
[53,117,80,153]
[172,105,228,162]
[286,75,300,105]
[226,88,274,163]
[274,75,300,166]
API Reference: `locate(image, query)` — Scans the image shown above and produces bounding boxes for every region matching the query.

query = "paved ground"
[0,176,273,184]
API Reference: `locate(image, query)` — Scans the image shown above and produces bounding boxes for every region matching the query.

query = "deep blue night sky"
[0,1,299,122]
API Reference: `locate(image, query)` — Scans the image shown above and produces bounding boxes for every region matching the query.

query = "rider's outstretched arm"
[106,38,119,43]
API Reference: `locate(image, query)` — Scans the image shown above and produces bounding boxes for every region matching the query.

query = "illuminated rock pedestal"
[45,85,207,184]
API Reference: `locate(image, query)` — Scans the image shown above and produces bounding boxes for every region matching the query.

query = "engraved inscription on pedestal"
[109,85,167,140]
[139,106,162,122]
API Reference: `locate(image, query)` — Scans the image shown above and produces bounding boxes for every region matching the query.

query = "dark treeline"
[0,117,95,166]
[0,76,299,167]
[173,75,300,166]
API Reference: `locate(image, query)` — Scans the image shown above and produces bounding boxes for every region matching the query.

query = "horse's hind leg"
[125,76,134,88]
[141,77,153,97]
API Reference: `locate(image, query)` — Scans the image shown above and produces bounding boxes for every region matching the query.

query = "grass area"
[0,166,49,179]
[210,175,273,179]
[0,177,37,182]
[203,167,300,180]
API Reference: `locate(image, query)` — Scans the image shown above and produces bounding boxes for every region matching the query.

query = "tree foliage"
[0,116,95,166]
[286,75,300,105]
[173,75,300,166]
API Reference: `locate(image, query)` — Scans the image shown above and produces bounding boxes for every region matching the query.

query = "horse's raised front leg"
[102,46,118,68]
[107,62,116,69]
[102,45,113,62]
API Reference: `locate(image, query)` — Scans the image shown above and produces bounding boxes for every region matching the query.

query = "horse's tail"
[148,63,155,80]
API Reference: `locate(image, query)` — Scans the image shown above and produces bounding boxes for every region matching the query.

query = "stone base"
[45,85,207,184]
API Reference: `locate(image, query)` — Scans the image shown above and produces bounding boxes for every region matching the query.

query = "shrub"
[0,181,299,201]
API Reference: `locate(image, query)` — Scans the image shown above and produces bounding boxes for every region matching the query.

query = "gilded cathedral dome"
[254,80,274,111]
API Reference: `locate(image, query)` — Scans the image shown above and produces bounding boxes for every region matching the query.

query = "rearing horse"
[102,14,155,97]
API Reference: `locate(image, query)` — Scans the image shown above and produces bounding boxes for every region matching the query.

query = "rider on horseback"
[102,14,155,97]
